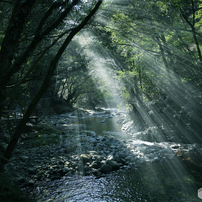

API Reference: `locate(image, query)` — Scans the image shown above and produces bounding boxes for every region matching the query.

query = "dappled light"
[0,0,202,201]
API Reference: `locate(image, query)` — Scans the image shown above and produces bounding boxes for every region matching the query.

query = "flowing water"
[77,117,123,136]
[24,109,201,201]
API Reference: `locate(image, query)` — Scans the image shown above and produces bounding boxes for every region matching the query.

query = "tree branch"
[0,0,102,169]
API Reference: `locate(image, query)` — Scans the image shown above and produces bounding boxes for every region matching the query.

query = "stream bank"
[1,107,202,201]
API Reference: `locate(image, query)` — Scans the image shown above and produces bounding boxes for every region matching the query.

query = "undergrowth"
[20,123,63,148]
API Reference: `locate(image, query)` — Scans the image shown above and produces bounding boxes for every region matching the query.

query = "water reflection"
[28,169,154,201]
[77,117,123,136]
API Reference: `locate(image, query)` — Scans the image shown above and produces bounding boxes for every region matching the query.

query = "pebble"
[4,108,192,187]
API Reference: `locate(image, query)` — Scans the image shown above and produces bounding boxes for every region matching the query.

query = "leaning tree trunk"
[0,1,102,171]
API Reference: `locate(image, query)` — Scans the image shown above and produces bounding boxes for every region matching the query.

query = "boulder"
[91,168,102,176]
[106,160,120,171]
[80,154,91,163]
[100,164,112,173]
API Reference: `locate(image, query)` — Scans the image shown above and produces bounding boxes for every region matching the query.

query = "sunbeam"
[1,0,202,201]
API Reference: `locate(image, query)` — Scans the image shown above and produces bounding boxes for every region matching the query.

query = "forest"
[0,0,202,201]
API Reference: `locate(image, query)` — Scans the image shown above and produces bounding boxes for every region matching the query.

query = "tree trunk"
[0,0,102,171]
[0,0,36,117]
[0,0,79,118]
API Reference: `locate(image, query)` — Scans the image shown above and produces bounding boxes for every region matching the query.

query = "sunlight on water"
[70,18,201,201]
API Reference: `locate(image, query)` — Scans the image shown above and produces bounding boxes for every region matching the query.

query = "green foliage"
[20,124,63,148]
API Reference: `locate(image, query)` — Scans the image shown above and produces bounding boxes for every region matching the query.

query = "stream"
[22,108,201,201]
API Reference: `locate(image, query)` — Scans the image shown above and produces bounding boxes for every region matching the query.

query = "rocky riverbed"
[3,109,130,186]
[3,108,202,194]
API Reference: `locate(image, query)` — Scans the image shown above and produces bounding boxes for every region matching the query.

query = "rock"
[65,144,77,154]
[16,176,26,184]
[91,168,102,176]
[153,157,159,162]
[58,120,66,124]
[80,154,91,163]
[107,154,114,160]
[96,137,105,141]
[71,110,84,117]
[27,180,35,187]
[89,137,97,143]
[166,147,173,154]
[91,154,103,161]
[98,120,106,123]
[95,108,104,112]
[63,167,71,173]
[113,154,121,163]
[63,124,87,130]
[106,160,120,171]
[118,152,127,159]
[88,151,98,155]
[105,150,110,155]
[125,155,133,162]
[100,164,112,173]
[89,161,100,169]
[27,167,37,174]
[119,158,127,165]
[20,156,29,161]
[104,110,111,114]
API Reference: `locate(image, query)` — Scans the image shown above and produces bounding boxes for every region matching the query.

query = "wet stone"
[106,160,120,171]
[100,164,112,173]
[80,154,91,163]
[20,156,30,161]
[27,167,37,174]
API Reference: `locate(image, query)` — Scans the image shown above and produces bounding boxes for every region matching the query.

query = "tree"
[94,0,202,139]
[0,0,102,170]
